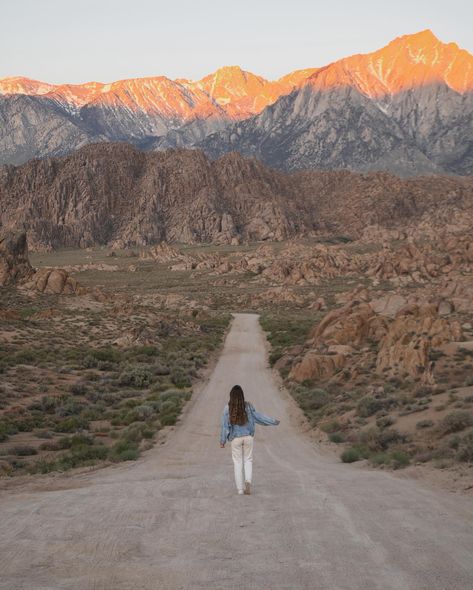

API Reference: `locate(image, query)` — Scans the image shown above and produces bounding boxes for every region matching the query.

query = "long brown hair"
[229,385,248,425]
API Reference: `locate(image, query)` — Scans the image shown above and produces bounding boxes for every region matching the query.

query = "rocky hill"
[1,31,472,175]
[0,143,472,250]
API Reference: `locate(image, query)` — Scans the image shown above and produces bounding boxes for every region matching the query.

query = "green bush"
[109,440,139,462]
[341,448,362,463]
[328,432,345,443]
[160,412,178,426]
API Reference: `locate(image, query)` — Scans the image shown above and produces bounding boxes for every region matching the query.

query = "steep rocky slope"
[1,31,472,175]
[0,143,472,250]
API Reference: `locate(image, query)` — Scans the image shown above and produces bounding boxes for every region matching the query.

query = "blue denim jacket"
[220,402,279,445]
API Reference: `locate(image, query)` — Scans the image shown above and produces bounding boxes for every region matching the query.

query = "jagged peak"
[394,29,440,45]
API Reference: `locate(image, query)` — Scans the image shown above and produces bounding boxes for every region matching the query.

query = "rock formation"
[1,144,472,251]
[0,230,34,285]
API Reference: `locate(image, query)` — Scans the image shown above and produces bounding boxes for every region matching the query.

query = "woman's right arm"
[220,408,229,446]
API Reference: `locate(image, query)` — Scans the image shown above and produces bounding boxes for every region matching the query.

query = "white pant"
[231,435,253,492]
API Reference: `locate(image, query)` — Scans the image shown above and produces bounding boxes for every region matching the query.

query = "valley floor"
[1,314,472,590]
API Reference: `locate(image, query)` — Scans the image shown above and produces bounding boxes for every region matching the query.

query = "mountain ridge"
[1,30,472,174]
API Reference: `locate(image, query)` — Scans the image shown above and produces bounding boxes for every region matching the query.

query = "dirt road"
[1,313,473,590]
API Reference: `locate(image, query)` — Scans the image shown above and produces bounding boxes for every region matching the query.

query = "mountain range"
[1,143,472,251]
[1,30,472,175]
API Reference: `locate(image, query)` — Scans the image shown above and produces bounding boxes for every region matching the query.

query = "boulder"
[26,268,87,295]
[369,294,407,317]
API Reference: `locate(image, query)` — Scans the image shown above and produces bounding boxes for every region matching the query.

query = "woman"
[220,384,280,495]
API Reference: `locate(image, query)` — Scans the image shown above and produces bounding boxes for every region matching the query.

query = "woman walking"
[220,384,280,495]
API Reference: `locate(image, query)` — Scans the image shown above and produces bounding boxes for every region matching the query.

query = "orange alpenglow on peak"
[0,30,471,119]
[304,29,473,96]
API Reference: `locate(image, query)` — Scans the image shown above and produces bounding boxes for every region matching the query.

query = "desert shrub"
[9,445,38,456]
[341,448,362,463]
[359,427,403,451]
[294,387,329,415]
[376,415,395,429]
[170,368,192,389]
[29,395,58,413]
[36,430,54,439]
[357,396,383,417]
[55,398,84,417]
[39,440,61,451]
[0,422,14,442]
[57,444,108,470]
[12,415,47,432]
[134,404,156,420]
[439,411,473,435]
[83,348,122,368]
[159,413,178,426]
[413,386,433,398]
[320,420,341,433]
[390,451,410,469]
[416,419,434,429]
[370,452,390,465]
[328,432,345,443]
[53,416,89,433]
[69,382,88,396]
[130,345,158,358]
[119,366,153,388]
[153,362,170,376]
[457,433,473,462]
[109,440,139,462]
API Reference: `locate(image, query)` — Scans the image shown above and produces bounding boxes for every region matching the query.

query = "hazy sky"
[1,0,472,83]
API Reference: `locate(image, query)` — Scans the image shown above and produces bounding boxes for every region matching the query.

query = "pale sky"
[1,0,472,84]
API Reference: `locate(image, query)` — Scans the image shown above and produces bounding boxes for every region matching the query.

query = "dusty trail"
[1,313,473,590]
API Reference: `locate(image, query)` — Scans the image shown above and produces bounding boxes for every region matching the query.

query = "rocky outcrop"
[376,304,462,378]
[24,268,87,295]
[0,230,34,285]
[288,289,464,384]
[289,351,346,382]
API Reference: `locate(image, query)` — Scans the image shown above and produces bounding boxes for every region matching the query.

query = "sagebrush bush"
[341,448,361,463]
[357,396,383,417]
[109,440,139,462]
[416,419,434,429]
[119,366,153,388]
[9,445,38,456]
[439,411,473,435]
[457,432,473,462]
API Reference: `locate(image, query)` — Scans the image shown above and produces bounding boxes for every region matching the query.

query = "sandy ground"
[1,313,473,590]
